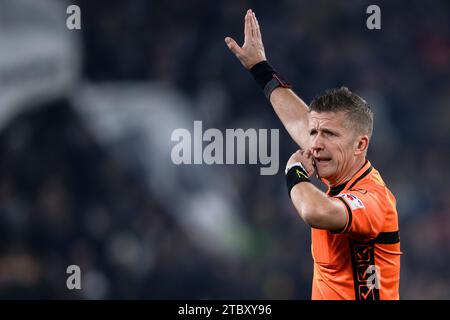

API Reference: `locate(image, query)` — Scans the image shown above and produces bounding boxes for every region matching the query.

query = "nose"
[311,134,324,154]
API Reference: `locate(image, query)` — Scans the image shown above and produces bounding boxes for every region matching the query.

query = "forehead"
[308,111,348,129]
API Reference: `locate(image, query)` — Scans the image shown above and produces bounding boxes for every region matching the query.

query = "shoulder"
[349,166,396,208]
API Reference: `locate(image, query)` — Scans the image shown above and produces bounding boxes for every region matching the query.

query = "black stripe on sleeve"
[336,197,353,234]
[374,231,400,244]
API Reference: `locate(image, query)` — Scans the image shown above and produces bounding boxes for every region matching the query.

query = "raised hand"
[225,9,267,69]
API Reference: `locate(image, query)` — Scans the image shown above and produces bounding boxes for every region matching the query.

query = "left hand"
[286,149,315,177]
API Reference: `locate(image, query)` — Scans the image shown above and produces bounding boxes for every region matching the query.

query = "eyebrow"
[310,127,340,136]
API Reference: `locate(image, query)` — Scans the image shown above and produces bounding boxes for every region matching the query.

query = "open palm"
[225,9,267,70]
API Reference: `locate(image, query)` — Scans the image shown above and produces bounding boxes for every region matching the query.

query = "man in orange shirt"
[225,9,401,300]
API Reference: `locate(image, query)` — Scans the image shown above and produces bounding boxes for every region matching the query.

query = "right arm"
[225,9,310,149]
[269,88,310,150]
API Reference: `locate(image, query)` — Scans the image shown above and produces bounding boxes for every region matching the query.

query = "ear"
[354,135,369,155]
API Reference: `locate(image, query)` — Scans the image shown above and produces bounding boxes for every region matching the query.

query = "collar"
[326,160,373,196]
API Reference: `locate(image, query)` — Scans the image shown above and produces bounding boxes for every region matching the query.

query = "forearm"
[270,87,310,149]
[225,10,310,148]
[225,11,310,148]
[290,183,346,231]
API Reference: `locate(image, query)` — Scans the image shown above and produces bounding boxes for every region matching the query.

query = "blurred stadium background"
[0,0,449,299]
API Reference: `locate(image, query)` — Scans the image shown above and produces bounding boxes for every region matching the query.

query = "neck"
[329,157,366,187]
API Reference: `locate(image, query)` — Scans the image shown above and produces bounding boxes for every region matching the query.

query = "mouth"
[314,157,332,166]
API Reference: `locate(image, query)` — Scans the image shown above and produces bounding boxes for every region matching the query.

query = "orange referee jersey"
[311,160,402,300]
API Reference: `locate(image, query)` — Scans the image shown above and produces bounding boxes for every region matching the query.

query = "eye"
[323,130,336,137]
[310,129,317,136]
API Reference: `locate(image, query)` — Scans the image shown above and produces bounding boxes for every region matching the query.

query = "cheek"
[330,143,344,159]
[332,144,350,165]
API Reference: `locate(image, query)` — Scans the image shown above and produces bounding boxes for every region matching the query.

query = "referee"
[225,9,401,300]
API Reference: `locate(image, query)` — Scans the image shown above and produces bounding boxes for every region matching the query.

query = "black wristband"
[286,164,311,198]
[250,61,292,99]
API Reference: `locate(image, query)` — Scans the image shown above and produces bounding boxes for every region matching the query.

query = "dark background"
[0,0,449,299]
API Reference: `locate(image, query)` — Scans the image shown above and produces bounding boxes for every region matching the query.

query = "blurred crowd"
[0,0,449,299]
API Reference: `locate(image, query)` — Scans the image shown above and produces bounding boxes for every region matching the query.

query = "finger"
[252,12,260,39]
[304,149,312,159]
[306,159,315,174]
[244,9,251,43]
[249,10,257,39]
[297,150,314,175]
[312,158,320,179]
[224,37,244,57]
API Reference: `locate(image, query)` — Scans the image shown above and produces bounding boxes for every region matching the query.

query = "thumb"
[224,37,242,56]
[304,149,313,159]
